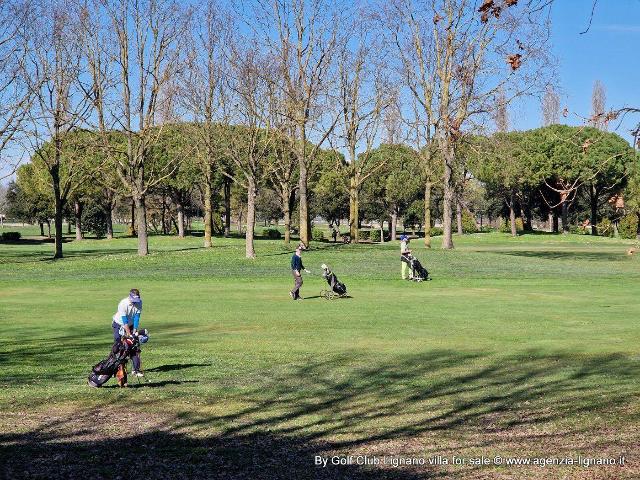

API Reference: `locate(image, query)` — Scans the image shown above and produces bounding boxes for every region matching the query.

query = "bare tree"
[541,85,560,127]
[86,0,191,256]
[0,0,33,180]
[493,89,518,237]
[383,91,403,145]
[250,0,341,247]
[590,80,607,131]
[264,84,299,246]
[222,44,274,258]
[388,0,552,249]
[180,0,226,248]
[22,2,95,258]
[335,13,388,243]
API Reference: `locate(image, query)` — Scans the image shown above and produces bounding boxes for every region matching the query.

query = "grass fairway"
[1,231,639,479]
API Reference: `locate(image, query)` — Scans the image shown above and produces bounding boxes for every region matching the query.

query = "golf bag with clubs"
[402,253,431,282]
[88,329,149,388]
[320,264,348,299]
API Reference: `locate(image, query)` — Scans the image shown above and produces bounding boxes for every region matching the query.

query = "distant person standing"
[400,235,412,280]
[290,246,310,300]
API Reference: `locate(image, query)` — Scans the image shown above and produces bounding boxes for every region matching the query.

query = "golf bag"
[88,331,147,388]
[321,264,347,299]
[409,255,430,282]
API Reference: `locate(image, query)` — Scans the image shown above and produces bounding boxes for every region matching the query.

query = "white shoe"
[132,370,144,377]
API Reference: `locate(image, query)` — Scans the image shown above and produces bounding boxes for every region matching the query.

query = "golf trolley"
[403,254,431,282]
[320,264,348,299]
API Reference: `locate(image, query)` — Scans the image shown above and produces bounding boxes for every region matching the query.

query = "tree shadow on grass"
[0,423,429,480]
[146,363,212,373]
[2,350,639,478]
[102,380,200,389]
[494,250,625,262]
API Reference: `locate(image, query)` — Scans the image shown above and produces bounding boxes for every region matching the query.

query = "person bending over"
[112,288,144,376]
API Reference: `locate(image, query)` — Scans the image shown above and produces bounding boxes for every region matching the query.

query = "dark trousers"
[291,270,303,299]
[112,322,141,371]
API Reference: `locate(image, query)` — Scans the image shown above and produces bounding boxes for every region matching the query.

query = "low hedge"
[262,228,282,239]
[1,231,21,242]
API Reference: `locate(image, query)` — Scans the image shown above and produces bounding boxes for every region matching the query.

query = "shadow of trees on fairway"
[495,250,625,262]
[2,350,638,479]
[180,350,638,451]
[146,363,212,373]
[0,420,429,480]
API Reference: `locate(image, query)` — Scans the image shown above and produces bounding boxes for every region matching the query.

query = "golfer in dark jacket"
[290,246,310,300]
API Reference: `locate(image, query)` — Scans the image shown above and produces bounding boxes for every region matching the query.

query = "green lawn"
[1,231,639,479]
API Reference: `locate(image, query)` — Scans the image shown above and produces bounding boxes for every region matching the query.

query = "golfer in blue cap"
[111,288,144,376]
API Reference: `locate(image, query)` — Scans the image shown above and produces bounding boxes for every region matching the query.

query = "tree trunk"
[54,196,64,259]
[74,201,83,240]
[282,184,291,245]
[561,200,569,234]
[299,160,310,247]
[66,218,71,235]
[636,213,640,240]
[204,173,213,248]
[39,222,45,236]
[52,163,64,258]
[456,199,463,235]
[379,220,385,243]
[134,194,149,256]
[237,209,243,234]
[245,178,257,258]
[349,175,359,243]
[391,211,398,241]
[161,194,167,235]
[590,184,598,236]
[224,177,231,237]
[552,209,559,233]
[176,197,185,238]
[47,220,51,238]
[130,199,136,237]
[522,202,533,232]
[509,192,517,237]
[441,139,455,249]
[548,212,554,233]
[105,192,114,240]
[424,182,432,248]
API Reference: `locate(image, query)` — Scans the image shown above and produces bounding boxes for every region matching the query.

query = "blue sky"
[513,0,640,143]
[2,0,639,181]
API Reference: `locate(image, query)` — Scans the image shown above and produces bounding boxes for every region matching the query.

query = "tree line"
[0,0,638,258]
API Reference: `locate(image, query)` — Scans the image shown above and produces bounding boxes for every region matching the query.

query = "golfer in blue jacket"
[290,246,310,300]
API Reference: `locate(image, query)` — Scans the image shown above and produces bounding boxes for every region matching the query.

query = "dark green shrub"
[427,227,443,237]
[262,227,282,239]
[311,227,325,241]
[358,229,371,241]
[370,230,381,242]
[461,210,478,234]
[597,218,615,237]
[618,214,639,239]
[1,231,21,242]
[82,203,108,238]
